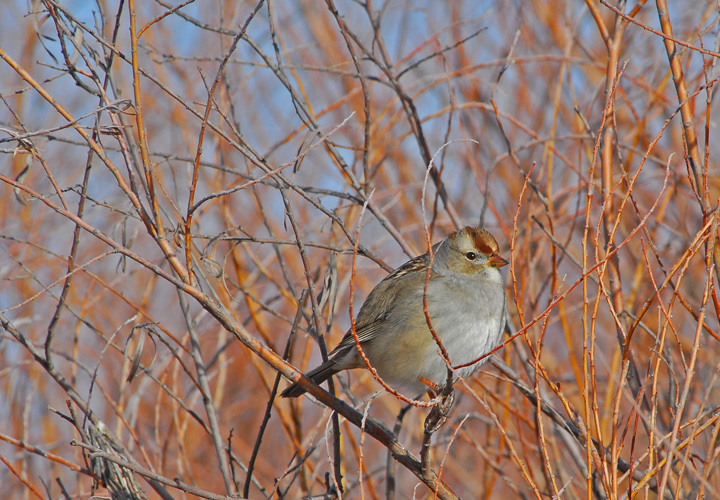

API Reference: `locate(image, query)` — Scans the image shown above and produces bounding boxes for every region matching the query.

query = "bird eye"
[465,251,477,261]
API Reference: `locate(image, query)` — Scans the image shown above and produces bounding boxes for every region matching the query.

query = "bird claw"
[424,389,455,433]
[439,390,455,414]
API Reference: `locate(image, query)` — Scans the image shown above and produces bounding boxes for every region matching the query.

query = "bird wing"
[329,252,437,358]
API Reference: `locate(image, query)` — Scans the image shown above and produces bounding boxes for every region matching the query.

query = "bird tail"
[280,360,340,398]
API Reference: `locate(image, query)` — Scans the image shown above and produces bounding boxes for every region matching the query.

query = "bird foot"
[424,389,455,433]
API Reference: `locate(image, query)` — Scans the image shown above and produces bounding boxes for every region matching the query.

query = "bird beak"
[488,255,508,268]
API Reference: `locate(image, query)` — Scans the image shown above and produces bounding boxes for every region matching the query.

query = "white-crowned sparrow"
[281,226,507,398]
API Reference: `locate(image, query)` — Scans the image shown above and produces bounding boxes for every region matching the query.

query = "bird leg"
[419,376,443,393]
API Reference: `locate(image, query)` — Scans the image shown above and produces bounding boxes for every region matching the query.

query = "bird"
[281,226,507,399]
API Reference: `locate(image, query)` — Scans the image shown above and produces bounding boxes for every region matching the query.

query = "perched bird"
[281,226,507,398]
